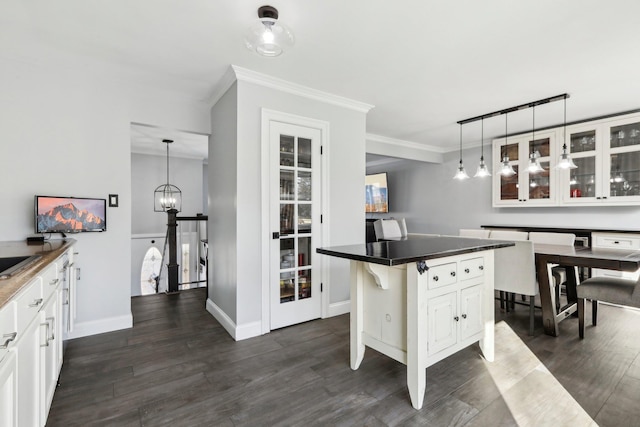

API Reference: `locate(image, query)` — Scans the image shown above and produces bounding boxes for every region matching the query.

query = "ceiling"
[5,1,640,158]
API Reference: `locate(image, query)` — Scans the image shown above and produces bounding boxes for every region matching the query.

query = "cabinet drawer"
[41,261,60,301]
[592,233,640,250]
[0,301,17,361]
[460,257,484,281]
[428,262,457,289]
[16,277,43,335]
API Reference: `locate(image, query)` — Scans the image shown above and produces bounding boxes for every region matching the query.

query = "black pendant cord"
[166,142,170,185]
[459,124,463,166]
[480,118,484,160]
[563,96,568,150]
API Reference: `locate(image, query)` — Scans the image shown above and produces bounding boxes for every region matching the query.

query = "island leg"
[479,250,495,362]
[350,260,365,370]
[406,265,427,410]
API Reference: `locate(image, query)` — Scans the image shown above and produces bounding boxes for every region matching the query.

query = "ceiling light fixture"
[244,5,294,57]
[499,112,517,177]
[474,118,491,178]
[556,95,578,170]
[453,124,470,180]
[154,139,182,212]
[527,105,545,174]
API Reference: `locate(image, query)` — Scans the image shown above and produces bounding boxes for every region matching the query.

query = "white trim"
[205,66,238,107]
[367,133,447,153]
[261,109,330,332]
[231,66,374,113]
[327,300,350,317]
[206,298,262,341]
[64,314,132,340]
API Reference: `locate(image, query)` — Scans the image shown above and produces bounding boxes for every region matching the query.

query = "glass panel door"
[270,121,322,329]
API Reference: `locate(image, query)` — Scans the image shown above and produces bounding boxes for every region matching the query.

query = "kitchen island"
[317,235,513,409]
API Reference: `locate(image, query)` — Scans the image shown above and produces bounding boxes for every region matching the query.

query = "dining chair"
[577,275,640,338]
[487,230,539,334]
[528,232,578,311]
[373,218,407,241]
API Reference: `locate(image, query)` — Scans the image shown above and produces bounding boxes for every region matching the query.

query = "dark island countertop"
[317,235,514,266]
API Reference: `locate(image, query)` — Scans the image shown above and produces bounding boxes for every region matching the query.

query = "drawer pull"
[0,332,17,349]
[49,278,59,286]
[479,265,484,271]
[40,322,51,347]
[464,268,470,274]
[462,313,467,319]
[29,298,43,307]
[433,276,439,282]
[454,316,459,322]
[450,271,456,277]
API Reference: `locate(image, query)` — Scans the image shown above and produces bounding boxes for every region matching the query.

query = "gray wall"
[367,145,640,236]
[131,153,206,234]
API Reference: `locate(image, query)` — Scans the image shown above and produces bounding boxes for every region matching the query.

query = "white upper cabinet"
[492,129,558,207]
[493,111,640,207]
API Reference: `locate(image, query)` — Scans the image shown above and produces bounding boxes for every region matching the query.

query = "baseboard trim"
[65,314,133,340]
[327,300,350,317]
[206,298,262,341]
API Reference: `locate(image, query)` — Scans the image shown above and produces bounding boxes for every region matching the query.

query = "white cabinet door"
[460,285,484,341]
[40,292,60,421]
[0,350,17,427]
[427,291,457,356]
[16,315,41,427]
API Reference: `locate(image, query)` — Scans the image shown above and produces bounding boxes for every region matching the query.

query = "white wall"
[131,153,206,234]
[207,74,367,338]
[367,145,640,235]
[0,58,210,338]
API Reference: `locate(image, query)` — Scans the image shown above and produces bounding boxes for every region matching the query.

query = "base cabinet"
[0,244,72,427]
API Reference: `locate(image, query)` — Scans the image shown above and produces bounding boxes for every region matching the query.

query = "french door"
[269,121,322,329]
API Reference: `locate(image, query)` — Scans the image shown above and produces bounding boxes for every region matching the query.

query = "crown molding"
[207,65,374,113]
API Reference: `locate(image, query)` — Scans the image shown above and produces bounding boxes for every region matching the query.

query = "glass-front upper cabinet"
[492,130,558,207]
[561,112,640,205]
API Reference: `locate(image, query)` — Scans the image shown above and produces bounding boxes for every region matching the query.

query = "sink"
[0,255,42,280]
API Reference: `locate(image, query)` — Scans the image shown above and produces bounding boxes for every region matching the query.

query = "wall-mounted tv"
[365,173,389,213]
[35,196,107,234]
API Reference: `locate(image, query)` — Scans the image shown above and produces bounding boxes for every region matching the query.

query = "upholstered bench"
[577,276,640,338]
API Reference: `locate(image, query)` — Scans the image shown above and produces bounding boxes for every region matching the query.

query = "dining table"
[534,243,640,336]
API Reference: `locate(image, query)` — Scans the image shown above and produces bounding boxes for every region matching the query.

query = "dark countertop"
[482,225,640,235]
[317,235,514,266]
[0,239,75,309]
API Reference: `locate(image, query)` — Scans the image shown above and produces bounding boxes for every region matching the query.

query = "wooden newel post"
[167,208,179,293]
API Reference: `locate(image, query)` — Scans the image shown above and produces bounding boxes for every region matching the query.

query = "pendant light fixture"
[527,104,545,174]
[474,117,491,177]
[556,95,578,170]
[244,5,294,57]
[499,112,517,177]
[453,124,470,180]
[154,139,182,212]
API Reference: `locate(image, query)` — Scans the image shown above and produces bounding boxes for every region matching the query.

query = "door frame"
[260,109,330,334]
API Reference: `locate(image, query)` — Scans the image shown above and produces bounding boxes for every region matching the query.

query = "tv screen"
[35,196,107,233]
[365,173,389,213]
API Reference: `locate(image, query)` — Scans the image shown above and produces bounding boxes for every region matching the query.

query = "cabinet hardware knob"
[462,314,467,319]
[450,271,456,277]
[479,265,484,270]
[454,316,459,322]
[49,278,59,285]
[464,268,470,274]
[40,322,51,347]
[433,276,439,281]
[29,298,43,307]
[0,332,17,349]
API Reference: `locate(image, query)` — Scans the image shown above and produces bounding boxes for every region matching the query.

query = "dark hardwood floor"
[47,289,640,426]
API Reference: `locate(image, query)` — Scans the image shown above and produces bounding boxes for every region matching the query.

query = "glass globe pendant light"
[453,124,470,180]
[244,5,295,57]
[474,117,491,177]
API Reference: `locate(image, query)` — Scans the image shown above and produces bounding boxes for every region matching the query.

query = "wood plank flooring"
[47,289,640,426]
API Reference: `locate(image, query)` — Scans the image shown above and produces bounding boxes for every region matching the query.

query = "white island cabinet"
[318,236,511,409]
[0,239,74,427]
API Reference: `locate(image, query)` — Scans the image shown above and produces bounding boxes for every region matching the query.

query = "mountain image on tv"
[37,202,105,232]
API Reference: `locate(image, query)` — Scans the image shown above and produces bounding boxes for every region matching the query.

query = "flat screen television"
[365,173,389,213]
[35,196,107,233]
